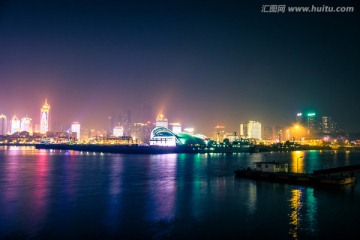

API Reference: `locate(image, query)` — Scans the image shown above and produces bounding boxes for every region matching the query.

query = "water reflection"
[28,153,50,236]
[2,155,21,234]
[289,189,302,238]
[1,147,359,239]
[305,188,317,235]
[291,151,304,173]
[147,154,177,221]
[288,187,318,239]
[0,148,50,238]
[246,182,257,215]
[106,155,124,232]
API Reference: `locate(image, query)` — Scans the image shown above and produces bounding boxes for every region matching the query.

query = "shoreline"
[1,144,359,153]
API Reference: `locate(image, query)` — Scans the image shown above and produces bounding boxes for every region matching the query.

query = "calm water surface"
[1,146,360,239]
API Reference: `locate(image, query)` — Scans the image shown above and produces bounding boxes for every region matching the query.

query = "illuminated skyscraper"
[263,126,273,140]
[71,122,81,140]
[240,123,248,138]
[155,113,168,129]
[296,113,303,123]
[247,121,261,140]
[321,116,332,134]
[132,122,153,143]
[0,114,7,135]
[305,112,318,136]
[170,122,182,134]
[273,126,283,142]
[213,125,226,143]
[113,125,124,137]
[10,115,20,134]
[40,99,51,134]
[20,117,32,133]
[120,110,132,136]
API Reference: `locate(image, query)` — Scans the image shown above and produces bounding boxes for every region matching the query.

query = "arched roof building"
[150,127,209,147]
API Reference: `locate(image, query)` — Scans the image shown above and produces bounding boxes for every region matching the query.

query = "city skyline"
[0,97,347,138]
[1,1,359,134]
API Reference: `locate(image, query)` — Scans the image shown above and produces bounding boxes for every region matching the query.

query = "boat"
[234,161,358,186]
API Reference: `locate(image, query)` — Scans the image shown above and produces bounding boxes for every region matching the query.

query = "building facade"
[321,116,332,134]
[263,126,273,140]
[247,121,261,140]
[20,117,32,133]
[40,99,51,134]
[213,125,226,143]
[155,113,168,129]
[240,123,248,138]
[0,114,7,136]
[113,125,124,137]
[10,115,20,134]
[71,122,81,141]
[170,122,182,134]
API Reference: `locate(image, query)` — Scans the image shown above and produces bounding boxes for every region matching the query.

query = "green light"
[307,113,315,117]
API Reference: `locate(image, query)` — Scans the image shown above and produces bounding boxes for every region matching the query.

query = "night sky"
[1,0,359,135]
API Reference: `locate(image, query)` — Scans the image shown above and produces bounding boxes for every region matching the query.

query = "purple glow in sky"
[1,1,359,134]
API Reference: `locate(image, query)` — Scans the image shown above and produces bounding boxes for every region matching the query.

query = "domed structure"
[150,127,180,146]
[177,133,208,146]
[150,127,209,147]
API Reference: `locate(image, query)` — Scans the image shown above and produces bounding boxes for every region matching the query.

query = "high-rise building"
[170,122,182,134]
[213,125,226,143]
[321,116,332,134]
[120,110,132,136]
[40,99,51,134]
[305,112,318,136]
[10,115,20,134]
[263,126,273,140]
[273,126,283,142]
[20,117,32,133]
[240,123,248,138]
[108,114,114,136]
[224,132,238,143]
[296,113,303,123]
[0,114,7,136]
[132,122,153,143]
[113,125,124,137]
[155,113,168,129]
[71,122,81,140]
[247,121,261,140]
[332,120,344,134]
[296,111,320,136]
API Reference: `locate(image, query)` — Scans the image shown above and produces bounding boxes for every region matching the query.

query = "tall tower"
[10,115,20,134]
[71,122,81,140]
[0,114,7,135]
[247,121,262,140]
[240,123,248,138]
[213,125,226,143]
[321,116,332,134]
[40,99,51,134]
[155,113,168,129]
[20,117,32,133]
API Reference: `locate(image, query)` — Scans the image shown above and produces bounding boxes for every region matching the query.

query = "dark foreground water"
[1,146,360,239]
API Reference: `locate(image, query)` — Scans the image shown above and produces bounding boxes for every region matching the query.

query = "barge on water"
[234,162,359,186]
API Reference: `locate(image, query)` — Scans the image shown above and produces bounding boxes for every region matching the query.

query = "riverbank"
[32,144,360,154]
[34,144,255,154]
[2,143,359,153]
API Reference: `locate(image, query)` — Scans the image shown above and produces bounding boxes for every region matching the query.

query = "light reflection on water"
[288,187,318,240]
[0,147,360,239]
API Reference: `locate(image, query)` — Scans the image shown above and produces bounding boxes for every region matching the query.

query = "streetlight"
[297,156,303,173]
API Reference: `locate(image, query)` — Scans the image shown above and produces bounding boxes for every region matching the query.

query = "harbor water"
[1,146,360,239]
